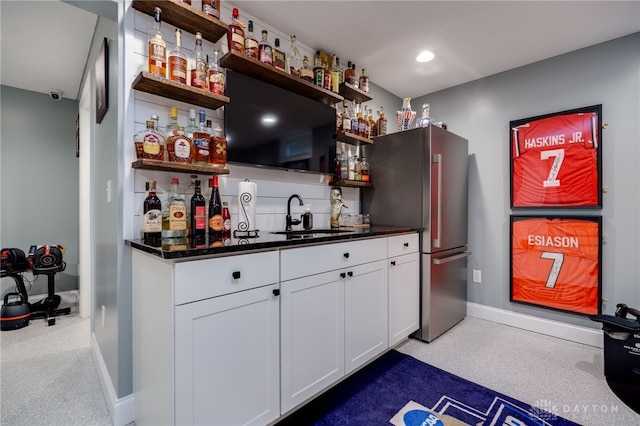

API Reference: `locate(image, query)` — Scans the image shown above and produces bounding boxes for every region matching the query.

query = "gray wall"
[414,33,640,328]
[0,85,79,297]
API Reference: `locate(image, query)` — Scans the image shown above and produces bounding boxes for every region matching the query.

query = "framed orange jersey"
[510,215,601,315]
[510,105,602,208]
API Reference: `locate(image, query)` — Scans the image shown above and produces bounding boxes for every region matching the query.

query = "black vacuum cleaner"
[590,304,640,414]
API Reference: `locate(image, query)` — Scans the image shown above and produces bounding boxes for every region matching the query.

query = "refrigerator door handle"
[431,251,472,265]
[431,153,442,248]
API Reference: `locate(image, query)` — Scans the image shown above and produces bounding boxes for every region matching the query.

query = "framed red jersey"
[510,215,602,316]
[510,105,602,208]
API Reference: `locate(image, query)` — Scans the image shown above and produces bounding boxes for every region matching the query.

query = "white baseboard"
[91,332,135,426]
[467,302,604,348]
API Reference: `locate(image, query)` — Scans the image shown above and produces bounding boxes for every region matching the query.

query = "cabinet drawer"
[281,237,387,281]
[174,251,279,305]
[388,233,419,258]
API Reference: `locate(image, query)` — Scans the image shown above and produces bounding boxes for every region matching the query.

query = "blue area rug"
[276,350,579,426]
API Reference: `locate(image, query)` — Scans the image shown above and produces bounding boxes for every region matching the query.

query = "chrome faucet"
[286,194,304,231]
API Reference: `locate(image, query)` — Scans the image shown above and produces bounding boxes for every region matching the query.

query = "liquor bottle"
[334,146,342,181]
[330,54,341,93]
[313,51,324,87]
[322,59,331,90]
[258,30,273,66]
[287,35,301,77]
[347,146,355,180]
[340,100,351,133]
[227,8,245,54]
[350,102,359,135]
[367,107,376,138]
[416,103,433,128]
[166,126,194,164]
[377,107,387,136]
[344,60,355,85]
[300,56,314,83]
[340,144,348,180]
[361,156,370,183]
[162,178,188,238]
[208,48,224,95]
[190,180,207,246]
[222,201,231,239]
[208,175,223,239]
[244,20,259,59]
[185,108,198,139]
[192,109,210,165]
[168,29,187,84]
[201,0,220,19]
[190,32,207,90]
[147,7,167,77]
[302,205,313,230]
[272,38,286,72]
[135,118,165,160]
[209,124,227,168]
[335,57,345,85]
[143,180,162,246]
[359,68,370,93]
[354,156,363,181]
[357,105,366,137]
[164,106,179,137]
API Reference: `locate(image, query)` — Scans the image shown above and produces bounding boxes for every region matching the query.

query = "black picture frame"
[95,38,109,124]
[510,105,602,209]
[75,114,80,158]
[510,215,602,316]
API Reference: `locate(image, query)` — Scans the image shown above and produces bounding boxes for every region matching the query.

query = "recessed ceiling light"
[416,50,435,63]
[261,115,277,125]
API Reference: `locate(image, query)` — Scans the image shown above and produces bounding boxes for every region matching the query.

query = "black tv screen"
[224,70,337,175]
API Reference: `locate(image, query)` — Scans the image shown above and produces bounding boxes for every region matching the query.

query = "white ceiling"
[1,1,639,101]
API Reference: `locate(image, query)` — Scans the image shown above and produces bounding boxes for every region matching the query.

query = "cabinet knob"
[390,261,396,266]
[272,289,280,297]
[347,271,353,277]
[404,242,409,248]
[343,252,350,259]
[340,272,346,279]
[232,271,241,280]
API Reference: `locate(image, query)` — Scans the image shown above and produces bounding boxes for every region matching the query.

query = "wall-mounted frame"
[510,105,602,208]
[510,215,602,316]
[75,114,80,158]
[95,37,109,124]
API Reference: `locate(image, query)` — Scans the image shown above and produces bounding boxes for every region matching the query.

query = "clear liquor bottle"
[164,106,179,137]
[190,32,207,90]
[347,146,355,180]
[162,177,188,238]
[416,103,434,128]
[208,48,224,95]
[272,37,286,72]
[258,30,273,66]
[244,20,259,59]
[147,7,167,77]
[191,109,210,165]
[168,29,187,84]
[185,108,198,139]
[287,35,301,77]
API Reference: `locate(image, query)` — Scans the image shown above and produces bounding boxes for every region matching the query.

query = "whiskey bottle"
[143,180,162,246]
[226,8,245,54]
[209,124,227,168]
[164,106,179,137]
[190,180,207,246]
[287,35,301,77]
[185,108,198,139]
[208,175,223,239]
[347,146,355,181]
[357,105,366,137]
[344,61,355,85]
[359,68,370,93]
[300,56,314,83]
[272,38,286,72]
[168,29,187,84]
[340,144,348,180]
[322,59,331,90]
[147,7,167,77]
[135,118,165,161]
[258,30,273,66]
[361,156,370,183]
[208,48,225,95]
[190,32,207,90]
[162,178,188,239]
[166,126,194,164]
[244,20,259,59]
[340,100,351,134]
[313,51,324,87]
[377,107,388,136]
[191,109,210,165]
[201,0,220,19]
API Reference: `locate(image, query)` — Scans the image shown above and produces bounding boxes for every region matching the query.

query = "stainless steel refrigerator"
[363,125,470,342]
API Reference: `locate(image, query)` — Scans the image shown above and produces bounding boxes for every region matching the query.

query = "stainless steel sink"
[270,229,354,236]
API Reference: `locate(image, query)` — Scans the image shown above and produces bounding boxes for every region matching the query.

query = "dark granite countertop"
[126,226,419,261]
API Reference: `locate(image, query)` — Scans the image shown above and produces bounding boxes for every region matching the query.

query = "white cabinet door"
[280,270,345,414]
[175,283,280,426]
[388,252,420,346]
[344,259,388,374]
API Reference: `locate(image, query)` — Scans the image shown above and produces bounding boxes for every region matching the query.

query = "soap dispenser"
[302,205,313,230]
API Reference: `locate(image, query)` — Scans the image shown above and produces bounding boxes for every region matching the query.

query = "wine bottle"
[190,180,207,246]
[143,180,162,246]
[208,175,223,239]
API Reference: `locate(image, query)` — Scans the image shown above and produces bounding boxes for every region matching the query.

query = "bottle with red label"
[168,29,187,84]
[222,201,231,242]
[190,180,206,246]
[226,8,245,54]
[208,175,223,240]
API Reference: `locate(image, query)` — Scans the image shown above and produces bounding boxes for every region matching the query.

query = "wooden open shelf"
[220,50,344,106]
[330,179,372,188]
[132,72,230,110]
[336,132,373,146]
[339,83,373,103]
[132,159,230,175]
[132,0,229,44]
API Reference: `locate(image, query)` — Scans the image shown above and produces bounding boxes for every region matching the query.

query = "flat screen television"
[224,70,337,175]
